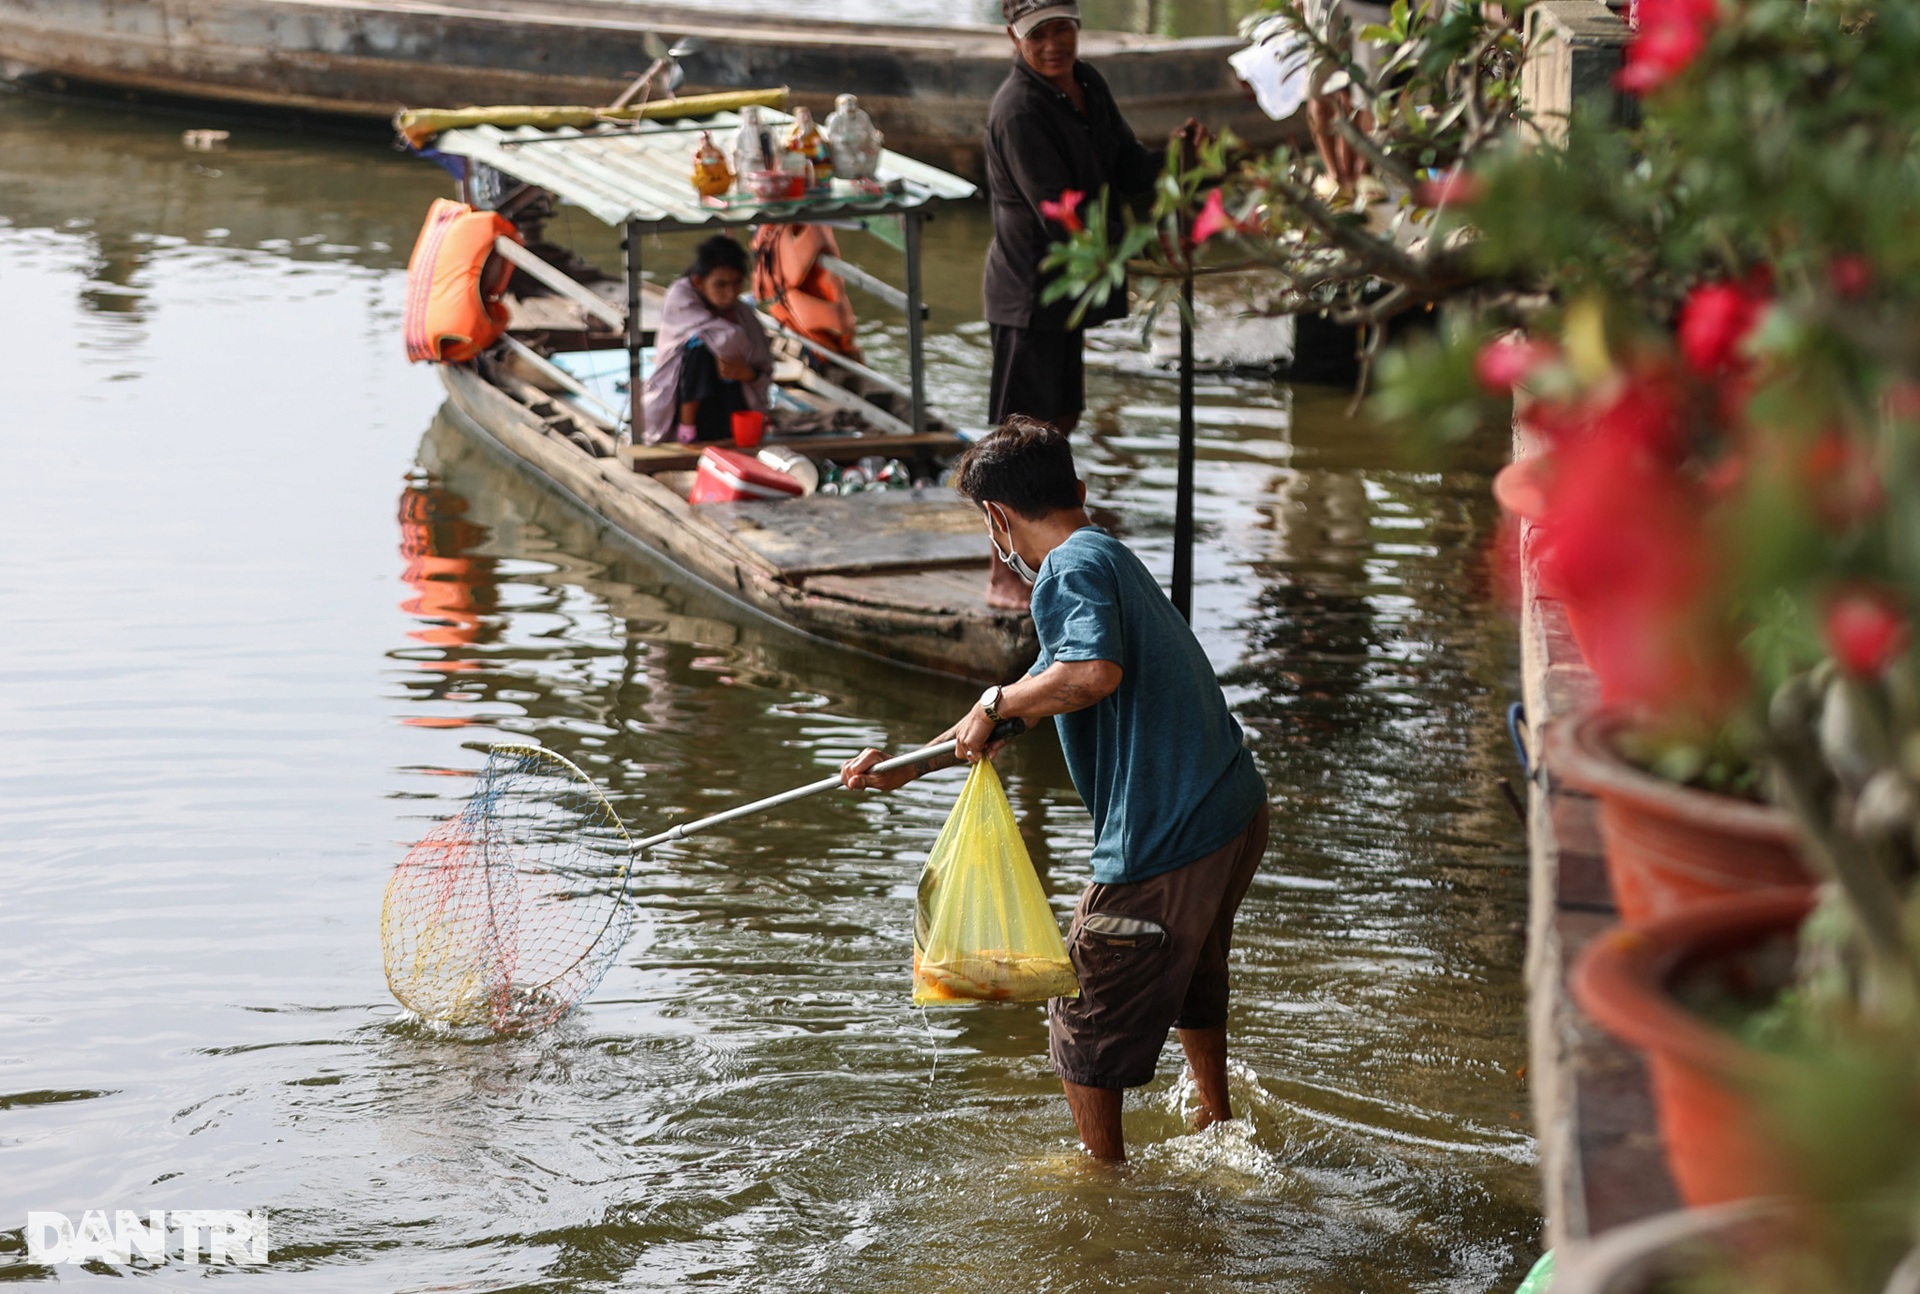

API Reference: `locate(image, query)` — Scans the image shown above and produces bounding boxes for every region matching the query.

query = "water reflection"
[396,480,498,696]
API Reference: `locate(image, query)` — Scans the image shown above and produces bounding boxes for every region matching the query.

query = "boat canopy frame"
[424,108,978,438]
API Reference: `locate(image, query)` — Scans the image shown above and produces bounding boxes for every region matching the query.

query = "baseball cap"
[1004,0,1082,38]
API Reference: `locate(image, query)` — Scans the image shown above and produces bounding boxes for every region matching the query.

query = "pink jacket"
[640,276,774,445]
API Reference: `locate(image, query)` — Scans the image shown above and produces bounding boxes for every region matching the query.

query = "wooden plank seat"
[697,489,991,578]
[503,294,610,332]
[502,290,664,335]
[617,431,968,475]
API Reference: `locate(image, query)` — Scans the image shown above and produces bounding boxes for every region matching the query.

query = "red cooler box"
[688,445,807,504]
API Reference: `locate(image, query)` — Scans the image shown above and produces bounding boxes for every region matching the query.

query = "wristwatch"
[978,685,1005,723]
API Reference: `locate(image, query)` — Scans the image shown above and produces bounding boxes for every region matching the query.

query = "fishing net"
[382,745,636,1032]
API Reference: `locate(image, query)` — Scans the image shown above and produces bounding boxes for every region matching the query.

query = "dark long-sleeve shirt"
[982,58,1161,333]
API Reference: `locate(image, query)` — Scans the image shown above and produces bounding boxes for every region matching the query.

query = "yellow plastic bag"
[913,760,1080,1006]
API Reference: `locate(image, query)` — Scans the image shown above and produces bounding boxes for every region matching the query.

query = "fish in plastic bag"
[913,760,1079,1005]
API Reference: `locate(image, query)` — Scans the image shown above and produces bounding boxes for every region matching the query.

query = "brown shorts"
[1048,804,1270,1090]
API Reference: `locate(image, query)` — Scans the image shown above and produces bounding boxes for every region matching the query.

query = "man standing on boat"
[984,0,1158,439]
[840,418,1270,1162]
[979,0,1182,609]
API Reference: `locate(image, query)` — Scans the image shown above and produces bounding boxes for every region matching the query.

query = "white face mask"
[985,504,1039,585]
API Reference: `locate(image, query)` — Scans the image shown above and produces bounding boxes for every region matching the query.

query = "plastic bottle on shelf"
[784,106,833,190]
[690,131,734,199]
[731,107,772,187]
[825,94,883,184]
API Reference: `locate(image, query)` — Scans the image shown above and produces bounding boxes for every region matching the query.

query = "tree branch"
[1331,116,1420,190]
[1269,172,1434,287]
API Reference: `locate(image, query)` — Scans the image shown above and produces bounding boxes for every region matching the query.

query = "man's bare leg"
[1177,1025,1232,1130]
[1061,1079,1125,1161]
[1305,91,1366,190]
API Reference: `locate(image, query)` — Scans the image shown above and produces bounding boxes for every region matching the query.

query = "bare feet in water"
[985,554,1031,611]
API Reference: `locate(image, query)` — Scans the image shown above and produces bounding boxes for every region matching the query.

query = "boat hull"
[436,363,1037,682]
[0,0,1293,179]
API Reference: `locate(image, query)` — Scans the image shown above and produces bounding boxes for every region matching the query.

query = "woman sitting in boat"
[640,234,774,445]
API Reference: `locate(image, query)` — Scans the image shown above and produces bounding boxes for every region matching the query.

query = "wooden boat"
[0,0,1290,180]
[409,408,1008,739]
[409,101,1037,683]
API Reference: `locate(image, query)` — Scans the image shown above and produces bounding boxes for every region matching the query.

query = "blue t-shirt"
[1028,528,1267,885]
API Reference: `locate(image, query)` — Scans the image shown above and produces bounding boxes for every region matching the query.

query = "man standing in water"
[840,418,1270,1161]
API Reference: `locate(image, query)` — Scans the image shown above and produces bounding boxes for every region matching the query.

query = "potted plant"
[1571,887,1813,1208]
[1361,0,1920,923]
[1553,712,1810,925]
[1450,0,1920,1271]
[1542,1199,1800,1294]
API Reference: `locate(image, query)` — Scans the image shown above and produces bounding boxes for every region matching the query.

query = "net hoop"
[383,742,638,1033]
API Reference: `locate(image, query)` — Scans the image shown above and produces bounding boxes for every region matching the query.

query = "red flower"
[1474,335,1558,395]
[1618,0,1717,93]
[1038,188,1085,233]
[1525,363,1689,464]
[1824,586,1910,680]
[1414,170,1481,209]
[1593,368,1690,462]
[1678,280,1765,376]
[1191,189,1231,244]
[1540,431,1738,717]
[1529,363,1746,721]
[1828,255,1873,298]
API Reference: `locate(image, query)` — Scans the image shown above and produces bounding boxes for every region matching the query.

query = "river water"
[0,90,1537,1291]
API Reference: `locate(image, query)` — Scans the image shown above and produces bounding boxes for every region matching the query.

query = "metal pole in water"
[624,217,643,437]
[1172,270,1196,622]
[903,208,927,435]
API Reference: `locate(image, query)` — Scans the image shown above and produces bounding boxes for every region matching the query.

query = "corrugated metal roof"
[432,109,977,229]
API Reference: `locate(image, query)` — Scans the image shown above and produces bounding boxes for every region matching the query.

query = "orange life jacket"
[752,223,860,358]
[404,198,519,364]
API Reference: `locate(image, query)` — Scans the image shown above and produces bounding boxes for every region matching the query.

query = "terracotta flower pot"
[1495,454,1608,665]
[1494,454,1551,522]
[1550,708,1814,925]
[1573,887,1816,1208]
[1545,1199,1794,1294]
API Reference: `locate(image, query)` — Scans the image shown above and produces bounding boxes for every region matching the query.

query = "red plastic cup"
[731,409,766,448]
